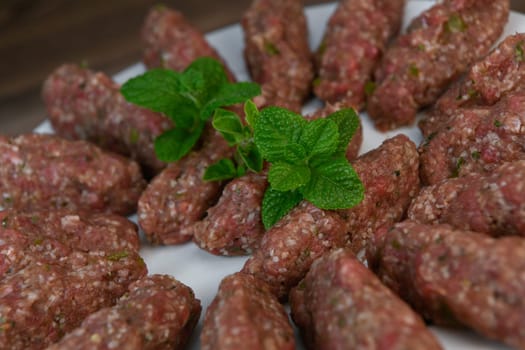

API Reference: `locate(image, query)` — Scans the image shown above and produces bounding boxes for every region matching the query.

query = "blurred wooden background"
[1,0,524,135]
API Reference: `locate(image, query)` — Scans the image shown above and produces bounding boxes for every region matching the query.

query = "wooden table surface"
[1,0,524,135]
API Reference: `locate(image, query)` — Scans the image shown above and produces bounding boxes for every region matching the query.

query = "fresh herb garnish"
[122,57,364,229]
[205,102,363,228]
[494,119,503,128]
[203,101,263,181]
[121,57,261,162]
[254,107,363,228]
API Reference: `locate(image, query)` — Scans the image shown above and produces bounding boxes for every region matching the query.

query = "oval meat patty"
[201,272,295,350]
[47,275,201,350]
[367,0,509,130]
[242,0,314,112]
[314,0,405,110]
[290,248,443,350]
[0,133,145,215]
[42,64,171,177]
[368,221,525,349]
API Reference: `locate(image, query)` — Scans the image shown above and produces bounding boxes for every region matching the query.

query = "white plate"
[35,1,525,349]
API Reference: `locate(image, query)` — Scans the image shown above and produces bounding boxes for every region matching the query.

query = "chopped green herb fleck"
[391,239,402,250]
[394,170,401,177]
[297,280,306,290]
[471,151,480,160]
[364,81,376,96]
[417,43,426,51]
[129,128,140,144]
[0,318,15,332]
[466,87,478,98]
[423,131,438,146]
[34,238,44,246]
[494,119,502,128]
[452,157,465,178]
[264,41,280,56]
[312,77,321,87]
[31,215,39,224]
[408,63,419,77]
[446,14,467,33]
[136,256,147,267]
[515,42,524,62]
[107,251,129,261]
[317,39,327,56]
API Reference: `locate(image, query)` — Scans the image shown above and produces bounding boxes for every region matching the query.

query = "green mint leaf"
[326,108,360,155]
[244,100,260,128]
[169,100,201,130]
[262,188,303,229]
[238,143,263,173]
[268,162,311,191]
[299,118,339,158]
[200,82,261,119]
[182,57,229,103]
[212,109,244,146]
[236,163,247,177]
[178,68,204,97]
[121,69,193,121]
[254,106,307,163]
[283,143,308,163]
[302,156,364,209]
[154,124,203,162]
[203,158,237,181]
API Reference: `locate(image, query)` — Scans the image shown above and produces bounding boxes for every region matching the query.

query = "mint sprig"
[121,57,364,230]
[120,57,261,162]
[203,101,263,181]
[254,107,363,228]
